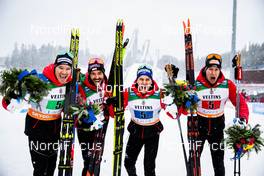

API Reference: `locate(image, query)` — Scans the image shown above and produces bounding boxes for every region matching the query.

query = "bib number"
[46,100,64,110]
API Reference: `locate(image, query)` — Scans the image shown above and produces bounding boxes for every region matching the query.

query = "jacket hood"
[42,64,72,86]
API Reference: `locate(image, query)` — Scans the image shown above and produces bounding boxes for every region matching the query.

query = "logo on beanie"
[56,57,73,66]
[88,63,105,73]
[55,52,73,67]
[207,60,221,68]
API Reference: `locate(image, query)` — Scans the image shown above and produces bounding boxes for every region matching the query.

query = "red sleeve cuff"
[2,98,9,110]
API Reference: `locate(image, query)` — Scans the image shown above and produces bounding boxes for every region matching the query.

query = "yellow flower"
[244,143,254,151]
[176,80,188,87]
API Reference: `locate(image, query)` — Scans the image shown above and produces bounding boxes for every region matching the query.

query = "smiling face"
[54,64,72,84]
[205,66,220,85]
[90,70,104,86]
[136,75,153,94]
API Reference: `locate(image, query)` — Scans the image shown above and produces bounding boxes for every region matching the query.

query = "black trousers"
[77,121,108,176]
[124,131,160,176]
[197,132,225,176]
[28,137,58,176]
[194,116,225,176]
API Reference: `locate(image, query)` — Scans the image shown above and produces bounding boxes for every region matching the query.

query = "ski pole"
[232,53,243,176]
[165,64,189,174]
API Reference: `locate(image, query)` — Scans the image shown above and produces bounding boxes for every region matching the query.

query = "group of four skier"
[2,51,249,176]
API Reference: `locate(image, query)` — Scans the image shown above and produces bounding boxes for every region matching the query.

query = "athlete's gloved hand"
[163,93,174,105]
[6,98,29,113]
[2,93,30,113]
[233,117,247,128]
[164,64,179,79]
[90,119,104,130]
[106,96,117,106]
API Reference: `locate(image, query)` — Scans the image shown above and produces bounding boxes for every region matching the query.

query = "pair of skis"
[165,19,201,176]
[183,19,201,176]
[58,29,80,176]
[58,20,128,176]
[85,20,128,176]
[168,19,244,176]
[109,20,129,176]
[85,122,109,176]
[58,28,105,176]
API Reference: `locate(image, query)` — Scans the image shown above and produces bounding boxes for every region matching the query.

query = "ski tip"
[187,18,191,33]
[71,29,76,37]
[116,19,120,28]
[116,19,125,33]
[183,18,191,34]
[122,23,125,35]
[183,21,186,30]
[117,19,123,26]
[71,28,80,37]
[76,28,80,36]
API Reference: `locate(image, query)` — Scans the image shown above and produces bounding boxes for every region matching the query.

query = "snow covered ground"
[0,99,264,176]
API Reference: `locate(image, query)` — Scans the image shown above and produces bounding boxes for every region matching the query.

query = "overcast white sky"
[0,0,263,60]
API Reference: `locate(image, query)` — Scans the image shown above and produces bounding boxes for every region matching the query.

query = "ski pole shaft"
[232,53,243,176]
[165,64,189,173]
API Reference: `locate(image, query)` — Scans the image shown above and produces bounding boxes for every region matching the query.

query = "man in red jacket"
[194,53,249,176]
[76,57,114,176]
[2,51,73,176]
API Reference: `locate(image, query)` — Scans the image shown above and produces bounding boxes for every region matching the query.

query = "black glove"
[165,64,179,78]
[232,55,238,68]
[106,96,117,106]
[8,91,20,99]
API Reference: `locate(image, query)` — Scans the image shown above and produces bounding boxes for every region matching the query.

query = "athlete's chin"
[209,80,217,84]
[93,80,102,86]
[58,78,67,84]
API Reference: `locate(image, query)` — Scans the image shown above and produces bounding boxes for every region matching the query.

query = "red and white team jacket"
[195,68,249,122]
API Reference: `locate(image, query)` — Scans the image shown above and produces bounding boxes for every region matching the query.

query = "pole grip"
[235,67,242,80]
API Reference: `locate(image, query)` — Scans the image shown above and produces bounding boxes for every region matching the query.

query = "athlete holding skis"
[76,57,113,176]
[2,52,73,176]
[170,53,249,176]
[168,53,249,176]
[195,53,249,176]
